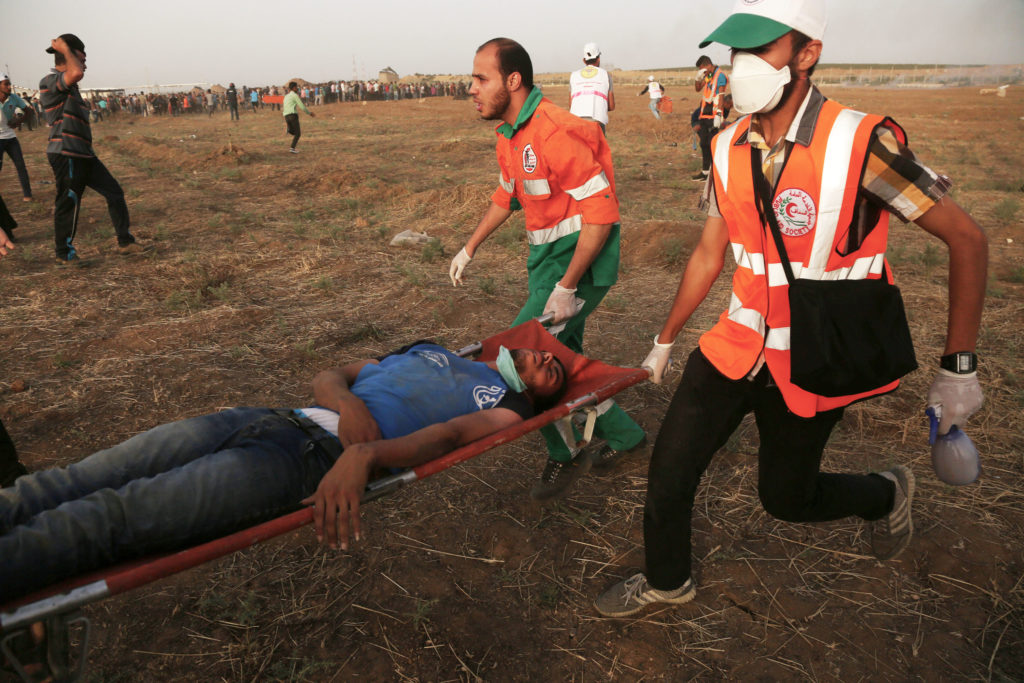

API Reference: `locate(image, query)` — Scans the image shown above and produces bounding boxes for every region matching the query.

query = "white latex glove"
[697,69,708,79]
[449,247,472,286]
[543,284,585,325]
[642,335,674,384]
[927,369,983,435]
[713,113,723,128]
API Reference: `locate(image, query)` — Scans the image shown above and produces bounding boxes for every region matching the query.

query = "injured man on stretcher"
[0,341,567,601]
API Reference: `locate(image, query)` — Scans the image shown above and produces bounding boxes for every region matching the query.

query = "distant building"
[378,67,399,84]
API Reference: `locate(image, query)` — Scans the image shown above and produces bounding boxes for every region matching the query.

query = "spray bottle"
[926,406,980,486]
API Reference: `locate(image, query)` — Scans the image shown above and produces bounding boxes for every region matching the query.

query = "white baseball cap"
[648,75,654,81]
[583,42,601,60]
[700,0,827,49]
[0,73,8,82]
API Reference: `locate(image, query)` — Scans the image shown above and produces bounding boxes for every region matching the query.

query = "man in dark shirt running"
[39,34,145,266]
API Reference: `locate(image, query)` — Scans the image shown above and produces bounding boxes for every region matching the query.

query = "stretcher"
[0,318,649,682]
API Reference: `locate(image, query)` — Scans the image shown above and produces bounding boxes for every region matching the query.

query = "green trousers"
[512,280,645,462]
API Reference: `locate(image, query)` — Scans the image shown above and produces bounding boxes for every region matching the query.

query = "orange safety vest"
[700,99,907,417]
[699,67,726,120]
[491,98,620,241]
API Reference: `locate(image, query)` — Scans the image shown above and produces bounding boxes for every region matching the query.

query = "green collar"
[496,86,543,139]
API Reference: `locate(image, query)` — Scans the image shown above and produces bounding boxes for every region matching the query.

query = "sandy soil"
[1,84,1022,681]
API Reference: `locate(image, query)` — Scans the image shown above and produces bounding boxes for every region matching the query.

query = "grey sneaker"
[595,573,696,617]
[117,241,151,255]
[54,253,89,267]
[591,435,647,470]
[530,451,591,501]
[870,465,915,560]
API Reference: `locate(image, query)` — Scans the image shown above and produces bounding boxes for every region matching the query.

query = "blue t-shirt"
[350,344,530,439]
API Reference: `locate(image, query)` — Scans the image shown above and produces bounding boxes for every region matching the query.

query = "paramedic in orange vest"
[595,0,987,617]
[569,42,614,133]
[693,55,728,181]
[449,38,645,501]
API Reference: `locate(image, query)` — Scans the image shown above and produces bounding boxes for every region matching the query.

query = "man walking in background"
[638,75,664,120]
[568,43,614,133]
[283,81,315,154]
[693,55,729,181]
[40,34,145,266]
[0,74,34,204]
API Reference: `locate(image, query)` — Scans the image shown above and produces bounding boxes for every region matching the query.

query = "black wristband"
[940,351,977,374]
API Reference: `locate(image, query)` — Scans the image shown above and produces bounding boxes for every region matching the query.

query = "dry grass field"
[1,81,1022,681]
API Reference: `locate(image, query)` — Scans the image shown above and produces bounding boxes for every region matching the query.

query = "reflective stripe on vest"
[499,173,514,194]
[527,213,582,245]
[522,178,551,196]
[565,171,610,201]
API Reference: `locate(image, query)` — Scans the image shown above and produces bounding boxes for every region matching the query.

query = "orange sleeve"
[545,125,620,224]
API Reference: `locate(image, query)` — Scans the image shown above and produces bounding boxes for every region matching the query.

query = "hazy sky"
[5,0,1023,89]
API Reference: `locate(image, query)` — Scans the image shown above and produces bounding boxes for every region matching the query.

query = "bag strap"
[750,147,796,285]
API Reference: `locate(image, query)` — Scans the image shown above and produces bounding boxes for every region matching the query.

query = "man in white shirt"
[638,75,665,120]
[569,42,615,133]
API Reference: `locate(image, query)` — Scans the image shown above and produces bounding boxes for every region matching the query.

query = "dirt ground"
[1,83,1022,681]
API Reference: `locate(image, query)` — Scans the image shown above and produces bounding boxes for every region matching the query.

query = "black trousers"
[0,417,26,488]
[0,192,15,237]
[285,114,301,148]
[48,154,132,259]
[229,103,239,120]
[697,118,717,174]
[643,347,894,590]
[0,137,32,198]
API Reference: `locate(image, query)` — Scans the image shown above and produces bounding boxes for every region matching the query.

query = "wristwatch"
[940,351,977,374]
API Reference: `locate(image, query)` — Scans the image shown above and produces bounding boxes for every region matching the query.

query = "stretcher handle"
[454,313,556,358]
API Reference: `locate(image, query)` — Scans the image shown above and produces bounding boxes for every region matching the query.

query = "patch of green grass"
[299,209,316,221]
[1005,265,1024,284]
[494,227,524,252]
[662,236,686,266]
[603,294,628,311]
[52,352,77,369]
[228,345,251,360]
[313,275,334,290]
[217,167,243,182]
[265,656,335,682]
[397,263,424,287]
[992,197,1019,225]
[479,277,497,296]
[419,238,444,263]
[294,340,318,358]
[538,583,560,610]
[206,282,231,301]
[919,243,944,268]
[408,598,437,627]
[164,288,203,311]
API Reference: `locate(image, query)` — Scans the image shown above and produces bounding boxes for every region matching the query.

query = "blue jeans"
[0,408,337,601]
[649,99,661,120]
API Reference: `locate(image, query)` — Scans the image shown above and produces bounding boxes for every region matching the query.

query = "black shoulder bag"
[751,149,917,397]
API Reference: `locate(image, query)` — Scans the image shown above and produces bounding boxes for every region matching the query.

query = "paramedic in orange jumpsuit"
[449,38,645,501]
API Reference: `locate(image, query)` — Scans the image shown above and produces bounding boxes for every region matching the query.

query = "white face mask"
[729,52,791,115]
